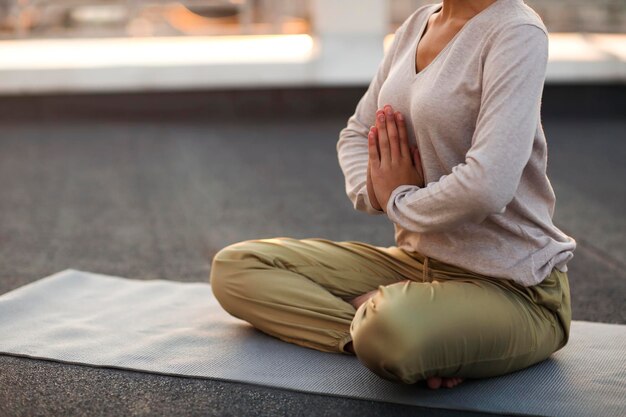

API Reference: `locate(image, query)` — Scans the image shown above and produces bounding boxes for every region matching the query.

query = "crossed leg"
[345,288,463,389]
[209,237,564,389]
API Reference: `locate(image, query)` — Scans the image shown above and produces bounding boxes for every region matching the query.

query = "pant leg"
[350,260,570,384]
[209,237,429,355]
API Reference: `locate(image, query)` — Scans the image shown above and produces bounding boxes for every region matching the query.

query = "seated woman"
[209,0,576,390]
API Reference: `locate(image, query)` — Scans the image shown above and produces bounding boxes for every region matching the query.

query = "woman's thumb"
[411,146,421,165]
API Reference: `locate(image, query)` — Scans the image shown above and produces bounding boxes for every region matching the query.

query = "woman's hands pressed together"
[367,105,424,213]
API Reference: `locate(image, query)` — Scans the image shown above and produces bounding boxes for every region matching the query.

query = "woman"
[210,0,576,390]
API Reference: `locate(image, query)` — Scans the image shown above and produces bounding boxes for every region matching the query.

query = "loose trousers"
[209,237,571,384]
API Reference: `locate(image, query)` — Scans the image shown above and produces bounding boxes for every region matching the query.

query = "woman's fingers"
[410,144,424,181]
[368,126,379,167]
[375,110,391,166]
[395,111,410,160]
[412,147,422,167]
[383,105,401,163]
[413,146,425,185]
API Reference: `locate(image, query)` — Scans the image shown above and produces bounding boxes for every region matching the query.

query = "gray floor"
[0,113,624,416]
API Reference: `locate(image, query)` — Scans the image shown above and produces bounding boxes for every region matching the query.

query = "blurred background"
[0,0,624,92]
[2,0,623,38]
[0,1,624,415]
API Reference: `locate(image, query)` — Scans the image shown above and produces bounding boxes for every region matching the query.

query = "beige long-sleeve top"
[336,0,576,287]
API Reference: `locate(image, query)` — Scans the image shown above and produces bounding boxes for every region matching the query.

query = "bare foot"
[347,281,411,311]
[347,289,379,310]
[426,376,464,389]
[346,343,464,388]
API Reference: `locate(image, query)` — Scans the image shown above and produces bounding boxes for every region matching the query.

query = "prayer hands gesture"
[367,105,424,212]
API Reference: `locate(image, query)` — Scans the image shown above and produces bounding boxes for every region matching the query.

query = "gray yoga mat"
[0,270,624,416]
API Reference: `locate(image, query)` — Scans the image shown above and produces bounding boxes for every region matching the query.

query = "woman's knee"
[351,279,556,383]
[210,239,295,310]
[210,240,263,308]
[349,283,431,383]
[350,281,483,383]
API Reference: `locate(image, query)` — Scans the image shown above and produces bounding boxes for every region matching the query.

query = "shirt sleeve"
[385,23,549,232]
[336,24,408,215]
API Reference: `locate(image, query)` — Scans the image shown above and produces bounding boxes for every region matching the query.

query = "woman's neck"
[438,0,499,23]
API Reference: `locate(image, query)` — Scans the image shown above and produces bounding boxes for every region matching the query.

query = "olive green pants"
[209,237,571,384]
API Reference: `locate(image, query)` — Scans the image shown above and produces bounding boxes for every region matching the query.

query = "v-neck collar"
[411,0,503,78]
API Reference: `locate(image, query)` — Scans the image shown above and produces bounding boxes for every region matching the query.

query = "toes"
[443,377,463,388]
[450,377,463,387]
[426,376,464,389]
[427,377,442,389]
